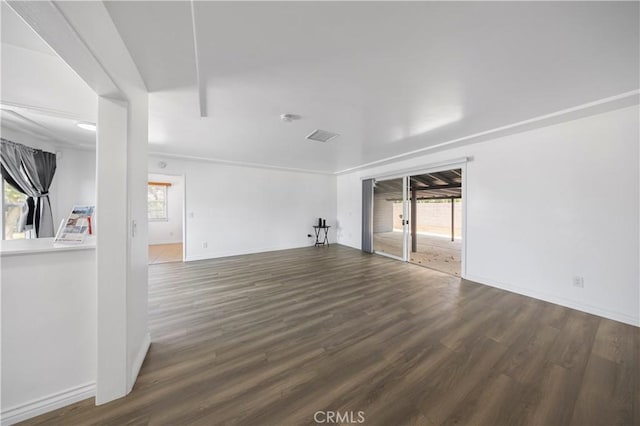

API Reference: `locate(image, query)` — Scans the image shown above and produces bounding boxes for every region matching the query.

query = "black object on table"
[313,225,331,247]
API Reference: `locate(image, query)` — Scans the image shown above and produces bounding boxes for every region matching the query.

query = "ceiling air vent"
[306,129,339,143]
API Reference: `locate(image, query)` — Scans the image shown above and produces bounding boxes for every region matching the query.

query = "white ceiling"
[0,106,96,149]
[0,1,96,149]
[105,1,639,173]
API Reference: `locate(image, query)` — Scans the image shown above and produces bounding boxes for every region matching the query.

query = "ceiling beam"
[411,183,461,191]
[190,0,207,118]
[417,195,462,200]
[411,175,433,187]
[384,195,462,202]
[427,172,453,185]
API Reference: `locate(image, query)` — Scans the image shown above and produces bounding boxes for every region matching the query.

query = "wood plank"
[19,245,638,426]
[570,355,635,425]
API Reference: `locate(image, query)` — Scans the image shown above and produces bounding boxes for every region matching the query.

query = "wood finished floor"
[22,245,638,426]
[148,243,183,264]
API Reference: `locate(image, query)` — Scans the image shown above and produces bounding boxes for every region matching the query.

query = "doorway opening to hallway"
[148,173,185,264]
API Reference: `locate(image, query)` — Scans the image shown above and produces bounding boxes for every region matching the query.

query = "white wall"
[149,157,337,261]
[5,0,150,413]
[52,0,150,403]
[337,105,639,326]
[1,248,96,424]
[53,148,96,229]
[148,173,183,245]
[0,126,96,232]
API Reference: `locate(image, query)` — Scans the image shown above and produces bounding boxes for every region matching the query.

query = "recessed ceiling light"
[76,121,97,131]
[280,113,301,122]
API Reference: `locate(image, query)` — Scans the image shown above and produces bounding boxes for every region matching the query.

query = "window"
[3,179,27,240]
[148,183,168,221]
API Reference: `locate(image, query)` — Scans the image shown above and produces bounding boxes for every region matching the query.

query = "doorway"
[147,173,185,264]
[370,167,463,276]
[406,170,462,276]
[373,176,408,260]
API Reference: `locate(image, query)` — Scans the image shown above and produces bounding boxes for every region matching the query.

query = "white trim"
[466,274,640,327]
[0,108,91,150]
[337,90,639,175]
[182,174,187,262]
[361,157,470,181]
[0,382,95,426]
[127,332,151,393]
[148,151,334,176]
[374,251,404,262]
[367,161,467,277]
[148,240,181,246]
[150,92,637,176]
[185,243,322,262]
[0,100,91,122]
[1,177,5,240]
[460,163,468,278]
[402,176,410,261]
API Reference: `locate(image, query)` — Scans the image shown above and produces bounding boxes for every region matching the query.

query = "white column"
[95,96,129,404]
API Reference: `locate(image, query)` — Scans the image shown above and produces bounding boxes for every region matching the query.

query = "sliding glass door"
[372,176,409,260]
[406,170,463,276]
[367,168,463,276]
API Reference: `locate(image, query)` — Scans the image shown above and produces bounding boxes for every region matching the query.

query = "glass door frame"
[373,175,411,262]
[366,159,468,278]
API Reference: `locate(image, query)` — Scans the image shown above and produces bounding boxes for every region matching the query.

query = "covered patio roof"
[374,169,462,200]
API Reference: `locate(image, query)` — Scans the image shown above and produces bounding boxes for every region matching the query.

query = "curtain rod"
[1,138,56,155]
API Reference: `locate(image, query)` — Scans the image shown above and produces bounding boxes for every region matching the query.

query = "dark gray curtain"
[0,139,57,237]
[361,178,374,253]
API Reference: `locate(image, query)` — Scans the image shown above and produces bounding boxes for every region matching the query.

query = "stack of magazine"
[54,205,95,243]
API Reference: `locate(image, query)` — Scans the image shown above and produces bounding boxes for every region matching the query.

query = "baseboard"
[466,274,639,327]
[148,241,182,246]
[184,242,327,262]
[0,382,95,426]
[128,332,151,393]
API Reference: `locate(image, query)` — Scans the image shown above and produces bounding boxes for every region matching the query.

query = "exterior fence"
[392,200,462,238]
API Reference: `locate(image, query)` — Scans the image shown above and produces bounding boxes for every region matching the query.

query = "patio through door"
[372,176,410,261]
[368,168,464,276]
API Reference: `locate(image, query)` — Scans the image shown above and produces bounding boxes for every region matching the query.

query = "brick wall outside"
[373,194,394,233]
[392,200,462,237]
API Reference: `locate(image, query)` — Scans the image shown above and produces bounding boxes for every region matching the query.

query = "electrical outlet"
[202,242,208,249]
[572,276,584,288]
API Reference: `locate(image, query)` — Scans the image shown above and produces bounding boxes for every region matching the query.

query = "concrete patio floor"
[373,231,462,276]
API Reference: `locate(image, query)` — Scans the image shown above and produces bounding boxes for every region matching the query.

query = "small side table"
[313,226,331,247]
